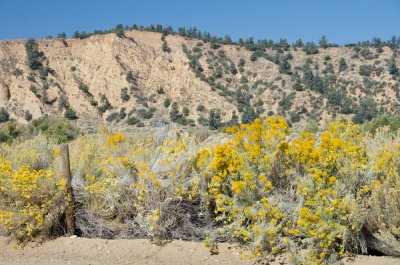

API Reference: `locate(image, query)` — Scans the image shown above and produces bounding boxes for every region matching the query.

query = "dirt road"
[1,236,399,265]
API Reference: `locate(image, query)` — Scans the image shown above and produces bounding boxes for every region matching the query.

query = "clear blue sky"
[1,0,399,44]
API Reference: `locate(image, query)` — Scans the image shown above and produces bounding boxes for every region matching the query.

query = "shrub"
[127,116,140,125]
[12,68,23,77]
[32,117,79,143]
[319,35,328,48]
[162,41,171,53]
[195,117,398,263]
[24,111,33,122]
[38,67,48,80]
[120,87,130,102]
[362,114,400,134]
[64,108,78,120]
[0,157,66,243]
[106,112,119,123]
[241,106,258,124]
[197,116,209,126]
[126,70,137,85]
[27,73,36,82]
[0,108,10,123]
[338,57,348,72]
[352,98,378,124]
[388,54,399,79]
[290,112,301,123]
[183,107,190,117]
[164,98,171,108]
[279,58,292,75]
[293,82,304,91]
[119,107,127,120]
[25,39,43,70]
[1,116,400,261]
[196,104,206,112]
[78,82,90,94]
[57,32,67,39]
[138,109,153,119]
[208,108,221,129]
[278,92,296,110]
[114,24,124,38]
[303,42,319,55]
[97,94,112,114]
[157,87,165,94]
[169,102,181,122]
[359,65,373,76]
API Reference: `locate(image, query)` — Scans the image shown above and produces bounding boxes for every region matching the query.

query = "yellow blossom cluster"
[195,116,399,263]
[0,156,65,243]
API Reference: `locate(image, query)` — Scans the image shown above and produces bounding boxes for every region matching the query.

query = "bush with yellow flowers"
[0,117,399,262]
[195,116,400,263]
[0,156,65,244]
[65,128,207,239]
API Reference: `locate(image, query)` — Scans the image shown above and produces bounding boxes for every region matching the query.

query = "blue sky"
[1,0,399,44]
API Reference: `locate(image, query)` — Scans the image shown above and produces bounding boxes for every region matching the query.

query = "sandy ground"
[1,236,399,265]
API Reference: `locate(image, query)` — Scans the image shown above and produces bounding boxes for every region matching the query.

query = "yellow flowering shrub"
[66,129,203,239]
[0,118,399,261]
[196,117,291,255]
[195,116,399,263]
[0,156,65,244]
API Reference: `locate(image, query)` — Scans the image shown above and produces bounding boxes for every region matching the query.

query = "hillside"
[0,29,399,128]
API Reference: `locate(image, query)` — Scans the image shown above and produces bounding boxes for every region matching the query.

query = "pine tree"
[338,57,348,72]
[319,35,328,49]
[208,108,221,129]
[388,54,399,79]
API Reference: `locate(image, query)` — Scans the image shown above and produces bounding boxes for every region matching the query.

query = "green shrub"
[97,94,112,114]
[303,42,319,55]
[241,106,259,124]
[0,108,10,123]
[25,39,43,70]
[157,87,165,94]
[208,108,222,129]
[38,67,48,80]
[352,98,378,124]
[162,41,172,53]
[106,112,119,123]
[293,82,304,91]
[164,98,171,108]
[363,115,400,134]
[197,116,209,126]
[338,57,348,72]
[24,111,33,122]
[78,82,90,94]
[183,107,190,116]
[138,109,153,119]
[121,87,130,102]
[114,24,124,38]
[196,104,206,112]
[127,116,140,125]
[359,65,373,76]
[119,107,127,120]
[64,108,78,120]
[388,54,399,79]
[32,117,79,143]
[290,112,301,123]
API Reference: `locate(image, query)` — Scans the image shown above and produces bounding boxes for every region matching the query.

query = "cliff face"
[0,29,398,127]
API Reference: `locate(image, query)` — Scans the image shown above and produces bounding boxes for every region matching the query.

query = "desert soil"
[1,236,399,265]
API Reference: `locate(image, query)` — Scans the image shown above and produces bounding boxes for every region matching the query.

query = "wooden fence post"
[60,143,76,236]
